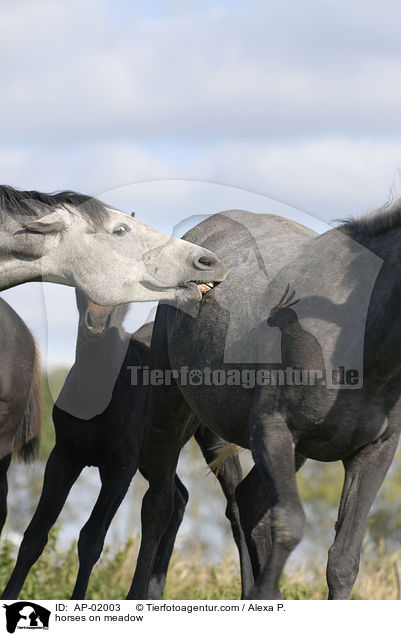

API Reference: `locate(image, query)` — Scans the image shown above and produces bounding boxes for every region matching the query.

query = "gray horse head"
[0,186,228,305]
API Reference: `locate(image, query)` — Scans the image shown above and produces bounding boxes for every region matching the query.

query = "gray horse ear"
[22,208,70,234]
[131,212,135,218]
[23,217,66,234]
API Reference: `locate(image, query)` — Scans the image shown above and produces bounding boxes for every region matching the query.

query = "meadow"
[0,530,399,600]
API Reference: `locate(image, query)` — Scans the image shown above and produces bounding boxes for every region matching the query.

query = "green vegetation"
[0,529,399,600]
[39,368,68,461]
[0,530,137,601]
[296,449,401,554]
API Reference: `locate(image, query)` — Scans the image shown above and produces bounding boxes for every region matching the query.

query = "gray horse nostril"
[197,255,217,268]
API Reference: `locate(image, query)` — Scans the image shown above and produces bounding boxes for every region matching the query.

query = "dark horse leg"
[194,424,254,598]
[235,465,272,583]
[144,421,260,600]
[147,423,270,600]
[0,454,11,536]
[126,385,196,599]
[235,454,306,583]
[126,436,190,599]
[1,447,83,600]
[70,445,141,600]
[147,475,189,600]
[326,430,399,599]
[245,388,306,599]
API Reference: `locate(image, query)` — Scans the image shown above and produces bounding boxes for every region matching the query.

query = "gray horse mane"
[0,185,110,228]
[341,197,401,237]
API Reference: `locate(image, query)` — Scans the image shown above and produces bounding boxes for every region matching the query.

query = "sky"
[2,0,401,367]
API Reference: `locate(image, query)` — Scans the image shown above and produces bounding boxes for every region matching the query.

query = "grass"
[0,529,400,600]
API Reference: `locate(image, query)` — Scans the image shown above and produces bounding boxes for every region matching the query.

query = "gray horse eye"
[113,224,130,236]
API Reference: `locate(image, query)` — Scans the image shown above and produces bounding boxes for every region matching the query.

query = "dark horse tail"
[14,342,42,463]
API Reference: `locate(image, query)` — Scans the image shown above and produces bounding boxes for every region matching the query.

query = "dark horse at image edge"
[0,298,41,534]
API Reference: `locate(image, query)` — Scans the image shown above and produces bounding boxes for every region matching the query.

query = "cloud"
[192,137,401,219]
[1,0,400,218]
[1,0,401,143]
[1,135,400,224]
[0,142,171,194]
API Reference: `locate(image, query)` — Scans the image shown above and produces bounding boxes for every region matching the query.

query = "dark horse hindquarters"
[0,298,41,534]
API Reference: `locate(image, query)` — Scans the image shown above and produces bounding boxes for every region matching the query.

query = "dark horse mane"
[0,185,110,228]
[340,197,401,237]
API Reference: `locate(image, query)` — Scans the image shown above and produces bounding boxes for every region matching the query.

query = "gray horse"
[128,203,401,600]
[0,186,227,305]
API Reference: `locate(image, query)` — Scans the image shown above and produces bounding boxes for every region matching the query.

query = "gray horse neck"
[0,249,41,291]
[56,319,130,420]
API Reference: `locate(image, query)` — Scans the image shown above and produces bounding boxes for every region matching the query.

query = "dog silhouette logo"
[3,602,50,633]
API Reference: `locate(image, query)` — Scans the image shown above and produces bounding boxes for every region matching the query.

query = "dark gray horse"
[0,185,227,305]
[1,292,253,600]
[0,298,41,534]
[128,203,401,600]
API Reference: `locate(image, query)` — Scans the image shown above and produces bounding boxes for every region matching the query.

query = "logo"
[3,603,50,633]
